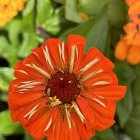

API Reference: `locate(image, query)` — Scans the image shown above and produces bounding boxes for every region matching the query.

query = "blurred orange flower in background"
[0,0,27,26]
[115,23,140,64]
[8,35,126,140]
[115,0,140,64]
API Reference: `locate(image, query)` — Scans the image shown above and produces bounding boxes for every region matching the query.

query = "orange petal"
[127,45,140,64]
[81,58,114,82]
[132,33,140,46]
[44,108,60,138]
[23,54,42,67]
[8,91,44,109]
[88,99,115,131]
[49,110,80,140]
[14,61,34,80]
[32,47,54,73]
[94,111,115,131]
[26,110,52,139]
[53,119,62,140]
[11,98,47,124]
[67,35,86,73]
[48,112,63,140]
[80,48,114,79]
[82,71,118,88]
[128,1,140,24]
[72,112,95,140]
[76,97,95,129]
[126,33,140,64]
[123,22,137,35]
[88,99,116,119]
[65,115,80,140]
[79,48,104,74]
[115,36,130,61]
[43,38,64,67]
[92,85,126,101]
[125,0,136,6]
[14,61,46,80]
[8,78,46,93]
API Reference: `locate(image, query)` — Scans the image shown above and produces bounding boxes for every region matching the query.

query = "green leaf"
[0,37,18,66]
[24,132,46,140]
[114,61,135,127]
[21,11,35,33]
[0,67,14,91]
[0,135,5,140]
[36,0,65,35]
[7,0,35,46]
[135,64,140,77]
[0,36,9,47]
[78,0,107,16]
[65,0,83,23]
[7,19,22,46]
[0,92,8,102]
[22,0,35,16]
[134,64,140,106]
[24,131,34,140]
[133,78,140,104]
[0,110,24,135]
[77,0,126,25]
[43,8,65,35]
[53,0,65,4]
[18,32,40,58]
[0,46,18,67]
[20,0,35,33]
[91,129,117,140]
[61,9,109,52]
[107,0,126,26]
[116,84,133,127]
[36,0,53,25]
[114,61,136,84]
[116,133,132,140]
[125,105,140,139]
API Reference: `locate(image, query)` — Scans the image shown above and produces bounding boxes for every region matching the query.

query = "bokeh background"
[0,0,140,140]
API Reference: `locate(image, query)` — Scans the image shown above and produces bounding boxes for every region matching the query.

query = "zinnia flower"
[9,35,126,140]
[0,0,27,26]
[115,22,140,64]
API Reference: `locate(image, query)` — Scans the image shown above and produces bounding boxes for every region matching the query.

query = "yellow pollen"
[48,96,62,107]
[61,104,73,112]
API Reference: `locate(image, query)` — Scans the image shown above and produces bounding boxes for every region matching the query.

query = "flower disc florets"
[46,70,81,104]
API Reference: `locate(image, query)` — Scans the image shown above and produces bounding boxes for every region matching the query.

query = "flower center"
[45,71,81,104]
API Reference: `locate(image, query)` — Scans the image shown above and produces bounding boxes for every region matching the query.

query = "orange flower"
[115,22,140,64]
[0,0,27,26]
[9,35,126,140]
[128,0,140,24]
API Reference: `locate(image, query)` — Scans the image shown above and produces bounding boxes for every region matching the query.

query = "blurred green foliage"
[0,0,140,140]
